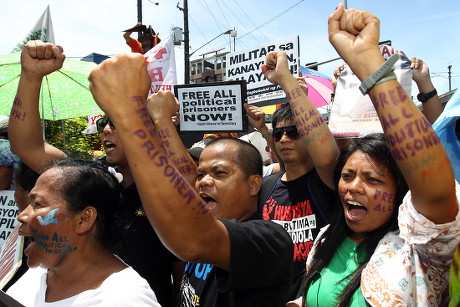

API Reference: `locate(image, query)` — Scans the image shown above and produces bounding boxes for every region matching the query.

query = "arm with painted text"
[9,40,67,174]
[89,53,232,270]
[262,52,339,189]
[328,4,457,223]
[147,91,197,183]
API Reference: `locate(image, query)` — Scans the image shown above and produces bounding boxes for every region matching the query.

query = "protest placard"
[329,44,412,138]
[0,224,23,291]
[175,80,247,133]
[0,191,19,248]
[225,35,299,106]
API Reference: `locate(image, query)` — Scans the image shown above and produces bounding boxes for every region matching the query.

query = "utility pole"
[448,65,452,92]
[137,0,143,40]
[182,0,190,84]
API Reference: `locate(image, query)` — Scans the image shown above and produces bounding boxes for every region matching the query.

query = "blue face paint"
[37,209,59,226]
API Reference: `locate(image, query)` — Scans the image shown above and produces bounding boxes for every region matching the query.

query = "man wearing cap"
[0,116,20,190]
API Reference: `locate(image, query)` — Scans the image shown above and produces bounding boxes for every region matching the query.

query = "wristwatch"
[261,129,272,138]
[417,89,437,103]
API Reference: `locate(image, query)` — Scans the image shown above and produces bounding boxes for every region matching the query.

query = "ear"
[248,175,262,197]
[75,206,98,235]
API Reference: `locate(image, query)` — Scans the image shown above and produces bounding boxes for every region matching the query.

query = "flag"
[144,35,177,95]
[12,5,55,52]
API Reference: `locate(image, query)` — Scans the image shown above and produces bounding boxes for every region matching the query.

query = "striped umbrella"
[299,66,333,108]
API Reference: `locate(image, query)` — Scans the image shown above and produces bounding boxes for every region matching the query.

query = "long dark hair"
[301,133,408,306]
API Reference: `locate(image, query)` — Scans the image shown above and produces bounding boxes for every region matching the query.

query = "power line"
[238,0,304,40]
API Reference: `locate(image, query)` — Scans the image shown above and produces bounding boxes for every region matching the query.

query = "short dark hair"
[50,159,125,252]
[206,138,263,178]
[271,103,294,128]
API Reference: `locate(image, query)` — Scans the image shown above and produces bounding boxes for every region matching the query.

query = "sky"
[1,0,459,107]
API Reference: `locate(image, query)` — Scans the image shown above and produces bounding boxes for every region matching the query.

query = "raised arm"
[89,53,231,269]
[9,41,67,174]
[147,91,197,183]
[261,53,339,189]
[244,103,285,172]
[411,57,443,124]
[328,4,457,223]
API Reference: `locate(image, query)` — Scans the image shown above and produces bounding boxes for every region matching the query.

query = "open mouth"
[346,201,367,220]
[103,140,116,153]
[200,194,218,211]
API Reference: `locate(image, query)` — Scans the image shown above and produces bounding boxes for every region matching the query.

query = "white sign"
[225,35,299,106]
[329,44,412,138]
[145,35,177,95]
[0,224,23,290]
[175,81,247,132]
[0,191,19,249]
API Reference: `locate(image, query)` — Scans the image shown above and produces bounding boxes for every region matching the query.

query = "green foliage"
[44,117,101,160]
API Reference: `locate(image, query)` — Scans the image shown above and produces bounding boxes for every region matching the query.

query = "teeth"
[347,201,364,207]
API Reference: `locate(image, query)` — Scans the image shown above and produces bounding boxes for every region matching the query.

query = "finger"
[328,3,345,36]
[35,41,46,59]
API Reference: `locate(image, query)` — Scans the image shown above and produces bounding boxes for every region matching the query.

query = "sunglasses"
[273,125,300,142]
[96,117,115,133]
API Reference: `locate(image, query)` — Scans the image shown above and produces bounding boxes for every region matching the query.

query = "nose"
[279,131,291,143]
[347,177,365,194]
[197,174,214,188]
[17,205,31,223]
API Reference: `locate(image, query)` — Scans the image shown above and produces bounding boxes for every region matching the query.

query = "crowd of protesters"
[1,4,459,307]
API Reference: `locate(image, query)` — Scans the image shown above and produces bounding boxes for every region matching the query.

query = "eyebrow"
[343,168,387,177]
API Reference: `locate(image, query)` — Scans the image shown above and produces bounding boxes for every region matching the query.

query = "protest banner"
[225,35,299,106]
[0,224,23,291]
[0,191,19,248]
[328,44,412,138]
[81,114,104,134]
[175,80,247,133]
[145,35,177,95]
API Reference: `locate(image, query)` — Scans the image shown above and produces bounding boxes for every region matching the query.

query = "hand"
[21,40,65,78]
[244,103,267,132]
[147,91,180,124]
[261,51,294,87]
[411,57,434,91]
[297,77,308,96]
[89,53,151,119]
[328,4,383,80]
[172,111,180,127]
[332,64,345,91]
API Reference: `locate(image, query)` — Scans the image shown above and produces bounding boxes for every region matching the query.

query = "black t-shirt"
[259,169,337,299]
[116,184,179,307]
[179,214,293,307]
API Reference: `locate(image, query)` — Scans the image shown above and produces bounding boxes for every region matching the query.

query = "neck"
[118,165,134,187]
[283,159,314,181]
[45,245,125,302]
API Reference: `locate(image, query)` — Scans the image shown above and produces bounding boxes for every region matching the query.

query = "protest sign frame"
[225,35,300,107]
[174,80,248,133]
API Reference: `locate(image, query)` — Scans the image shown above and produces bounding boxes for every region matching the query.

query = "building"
[189,49,229,83]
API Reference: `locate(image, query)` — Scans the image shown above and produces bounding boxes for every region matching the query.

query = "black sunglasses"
[96,117,115,133]
[273,125,300,142]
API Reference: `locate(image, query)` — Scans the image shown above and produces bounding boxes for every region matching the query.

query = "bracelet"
[417,89,437,103]
[261,129,272,138]
[359,53,400,95]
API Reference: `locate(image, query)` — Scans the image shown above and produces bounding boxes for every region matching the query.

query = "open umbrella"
[299,66,333,109]
[0,52,102,120]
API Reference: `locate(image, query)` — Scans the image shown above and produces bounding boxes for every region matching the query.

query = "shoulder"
[220,218,293,252]
[97,267,160,306]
